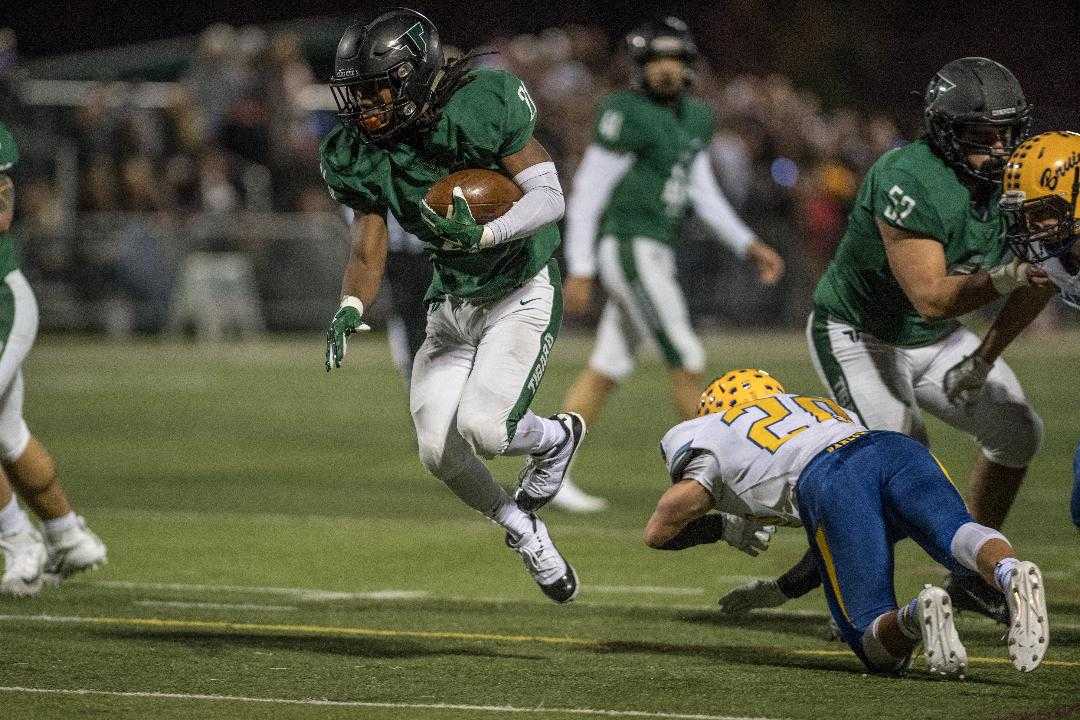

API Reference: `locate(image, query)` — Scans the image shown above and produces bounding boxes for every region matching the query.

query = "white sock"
[43,511,79,536]
[994,557,1020,593]
[493,499,534,540]
[0,495,33,535]
[504,411,565,456]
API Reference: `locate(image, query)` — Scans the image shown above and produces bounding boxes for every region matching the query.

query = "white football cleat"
[915,584,967,678]
[43,517,107,586]
[1004,561,1049,672]
[550,475,608,513]
[514,412,586,512]
[505,513,579,604]
[0,528,47,597]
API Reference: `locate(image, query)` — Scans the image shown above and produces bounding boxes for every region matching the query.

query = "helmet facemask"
[330,62,433,143]
[1002,188,1080,263]
[929,115,1031,185]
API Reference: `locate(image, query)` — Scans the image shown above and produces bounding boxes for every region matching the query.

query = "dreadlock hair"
[414,49,498,134]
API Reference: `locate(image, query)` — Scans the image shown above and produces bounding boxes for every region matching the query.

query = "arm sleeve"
[680,451,721,495]
[689,150,755,257]
[775,547,823,598]
[654,513,727,551]
[562,144,635,277]
[320,158,380,215]
[484,161,564,245]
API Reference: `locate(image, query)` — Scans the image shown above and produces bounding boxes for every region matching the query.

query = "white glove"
[718,579,789,614]
[720,513,776,557]
[988,258,1034,295]
[943,352,992,406]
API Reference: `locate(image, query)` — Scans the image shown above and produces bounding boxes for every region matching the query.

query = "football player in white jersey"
[942,131,1080,405]
[645,369,1049,676]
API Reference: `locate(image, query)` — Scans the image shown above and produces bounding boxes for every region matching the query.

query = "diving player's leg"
[878,432,1048,671]
[805,311,927,442]
[916,327,1042,528]
[795,443,919,673]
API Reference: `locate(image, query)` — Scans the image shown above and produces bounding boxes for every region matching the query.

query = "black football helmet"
[329,8,444,144]
[924,57,1032,186]
[625,17,697,99]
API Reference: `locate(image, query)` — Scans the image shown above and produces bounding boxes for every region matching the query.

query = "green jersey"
[592,91,714,246]
[319,68,559,303]
[0,121,20,277]
[813,139,1007,346]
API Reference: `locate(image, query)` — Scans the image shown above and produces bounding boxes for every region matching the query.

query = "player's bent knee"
[0,421,31,465]
[455,410,507,459]
[980,402,1043,468]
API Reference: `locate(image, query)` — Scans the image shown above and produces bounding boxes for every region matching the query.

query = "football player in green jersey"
[320,9,581,603]
[0,121,107,596]
[720,58,1054,623]
[555,18,784,511]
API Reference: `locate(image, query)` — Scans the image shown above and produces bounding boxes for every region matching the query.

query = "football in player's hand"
[424,169,522,223]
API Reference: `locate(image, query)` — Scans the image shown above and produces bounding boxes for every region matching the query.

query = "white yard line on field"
[0,686,782,720]
[93,580,428,602]
[134,600,296,612]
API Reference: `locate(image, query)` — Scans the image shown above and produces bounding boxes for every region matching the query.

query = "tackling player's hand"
[746,240,785,286]
[720,513,776,557]
[325,298,371,372]
[563,275,594,316]
[717,579,789,615]
[943,352,992,406]
[420,186,492,253]
[988,257,1047,295]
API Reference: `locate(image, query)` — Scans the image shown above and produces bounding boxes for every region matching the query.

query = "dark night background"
[7,0,1079,114]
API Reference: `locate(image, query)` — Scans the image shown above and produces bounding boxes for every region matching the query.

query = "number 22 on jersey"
[721,395,854,453]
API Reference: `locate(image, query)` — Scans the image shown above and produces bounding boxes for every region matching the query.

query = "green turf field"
[1,332,1078,719]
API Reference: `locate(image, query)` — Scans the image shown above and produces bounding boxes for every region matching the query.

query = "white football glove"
[720,513,776,557]
[718,579,789,615]
[943,352,993,406]
[988,258,1034,295]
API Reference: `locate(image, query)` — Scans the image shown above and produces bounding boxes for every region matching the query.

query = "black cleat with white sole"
[945,572,1008,625]
[514,412,586,512]
[505,513,580,604]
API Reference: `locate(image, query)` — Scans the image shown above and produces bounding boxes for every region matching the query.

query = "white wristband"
[339,295,364,315]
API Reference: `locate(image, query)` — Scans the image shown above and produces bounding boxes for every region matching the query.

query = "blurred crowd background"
[0,15,1076,338]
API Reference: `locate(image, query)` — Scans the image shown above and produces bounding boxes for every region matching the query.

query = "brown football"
[424,169,522,223]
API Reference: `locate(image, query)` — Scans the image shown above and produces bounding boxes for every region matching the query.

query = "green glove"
[325,299,371,372]
[419,186,490,253]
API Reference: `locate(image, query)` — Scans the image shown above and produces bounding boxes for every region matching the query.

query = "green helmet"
[0,121,17,173]
[924,57,1032,186]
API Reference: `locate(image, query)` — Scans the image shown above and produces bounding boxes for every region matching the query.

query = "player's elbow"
[909,292,954,321]
[547,185,566,223]
[643,519,667,549]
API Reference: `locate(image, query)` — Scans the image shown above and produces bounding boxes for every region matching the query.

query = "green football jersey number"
[814,139,1007,346]
[592,91,714,247]
[319,68,559,302]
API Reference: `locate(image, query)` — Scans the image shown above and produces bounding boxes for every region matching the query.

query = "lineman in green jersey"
[320,9,582,603]
[557,18,784,511]
[0,121,107,596]
[720,58,1052,622]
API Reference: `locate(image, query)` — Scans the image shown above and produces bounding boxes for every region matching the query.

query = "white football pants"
[806,310,1042,468]
[409,264,560,517]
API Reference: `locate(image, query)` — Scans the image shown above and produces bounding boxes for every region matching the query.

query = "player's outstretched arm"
[325,212,387,372]
[688,151,784,285]
[562,144,635,314]
[943,283,1056,404]
[644,479,716,549]
[880,218,1042,320]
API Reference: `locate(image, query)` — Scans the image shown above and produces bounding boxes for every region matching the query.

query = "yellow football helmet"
[698,369,786,416]
[1001,130,1080,262]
